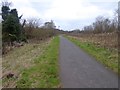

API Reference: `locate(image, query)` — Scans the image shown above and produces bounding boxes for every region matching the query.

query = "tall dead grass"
[69,32,118,50]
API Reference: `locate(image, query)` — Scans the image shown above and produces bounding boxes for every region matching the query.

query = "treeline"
[68,10,118,34]
[66,10,118,49]
[82,14,118,34]
[1,1,60,54]
[24,19,59,42]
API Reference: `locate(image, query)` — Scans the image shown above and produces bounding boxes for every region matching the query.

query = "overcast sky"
[8,0,119,31]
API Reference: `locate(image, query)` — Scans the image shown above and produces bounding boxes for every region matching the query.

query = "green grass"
[66,36,118,74]
[16,36,60,88]
[2,40,48,87]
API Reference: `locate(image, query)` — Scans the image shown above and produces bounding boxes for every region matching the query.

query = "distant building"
[43,20,56,29]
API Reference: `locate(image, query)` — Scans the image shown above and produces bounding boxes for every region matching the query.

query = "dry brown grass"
[70,32,118,50]
[2,38,51,88]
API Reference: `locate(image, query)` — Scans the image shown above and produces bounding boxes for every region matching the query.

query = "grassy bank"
[66,36,118,74]
[16,36,60,88]
[2,39,49,88]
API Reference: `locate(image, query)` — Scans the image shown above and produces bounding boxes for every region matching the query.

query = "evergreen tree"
[2,1,24,42]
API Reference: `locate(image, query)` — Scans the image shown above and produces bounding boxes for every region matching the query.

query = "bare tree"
[24,18,42,30]
[1,0,12,7]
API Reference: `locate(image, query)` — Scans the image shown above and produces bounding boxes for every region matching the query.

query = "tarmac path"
[59,36,118,88]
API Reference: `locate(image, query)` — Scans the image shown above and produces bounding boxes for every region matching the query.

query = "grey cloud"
[10,0,118,30]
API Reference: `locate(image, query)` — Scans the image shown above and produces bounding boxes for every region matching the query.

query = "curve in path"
[59,36,118,88]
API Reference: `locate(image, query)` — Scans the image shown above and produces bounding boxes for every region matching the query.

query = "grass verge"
[16,36,60,88]
[2,39,48,88]
[66,36,118,74]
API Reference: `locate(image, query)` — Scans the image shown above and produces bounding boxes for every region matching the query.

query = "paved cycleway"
[59,36,118,88]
